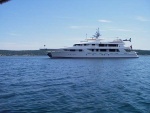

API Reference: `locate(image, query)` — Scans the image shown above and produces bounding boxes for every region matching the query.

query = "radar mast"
[92,28,101,39]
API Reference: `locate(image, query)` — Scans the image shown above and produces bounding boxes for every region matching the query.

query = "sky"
[0,0,150,50]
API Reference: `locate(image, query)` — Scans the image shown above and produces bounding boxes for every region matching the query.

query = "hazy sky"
[0,0,150,50]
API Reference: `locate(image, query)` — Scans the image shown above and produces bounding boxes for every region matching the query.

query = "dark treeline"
[0,50,150,56]
[135,50,150,55]
[0,50,47,56]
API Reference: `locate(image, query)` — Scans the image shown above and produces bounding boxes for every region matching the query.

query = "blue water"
[0,56,150,113]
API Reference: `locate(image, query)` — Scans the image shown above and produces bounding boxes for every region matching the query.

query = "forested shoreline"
[0,50,150,56]
[0,50,47,56]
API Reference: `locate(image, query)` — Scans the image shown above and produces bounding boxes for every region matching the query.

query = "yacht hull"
[47,51,138,58]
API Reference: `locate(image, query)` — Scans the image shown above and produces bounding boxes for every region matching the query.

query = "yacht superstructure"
[47,28,138,58]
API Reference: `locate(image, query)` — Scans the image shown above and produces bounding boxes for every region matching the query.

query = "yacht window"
[64,49,70,51]
[96,49,99,52]
[109,49,116,52]
[117,49,119,52]
[109,49,120,52]
[74,44,82,46]
[70,49,75,52]
[84,44,87,46]
[99,44,103,47]
[79,49,83,52]
[92,44,95,46]
[100,49,107,52]
[92,49,94,52]
[99,44,107,47]
[108,44,118,47]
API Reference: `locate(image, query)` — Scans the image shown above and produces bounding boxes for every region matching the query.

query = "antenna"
[91,28,101,39]
[95,28,100,39]
[86,33,87,39]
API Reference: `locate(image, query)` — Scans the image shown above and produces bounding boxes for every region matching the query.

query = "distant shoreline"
[0,50,150,56]
[0,50,47,56]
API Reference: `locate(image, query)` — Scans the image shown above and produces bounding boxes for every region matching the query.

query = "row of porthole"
[66,53,120,56]
[67,54,76,55]
[85,54,109,56]
[86,53,119,55]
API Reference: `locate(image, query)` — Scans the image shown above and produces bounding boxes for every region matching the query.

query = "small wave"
[118,103,141,113]
[0,93,16,99]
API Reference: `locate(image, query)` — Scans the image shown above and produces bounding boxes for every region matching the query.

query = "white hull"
[48,51,138,58]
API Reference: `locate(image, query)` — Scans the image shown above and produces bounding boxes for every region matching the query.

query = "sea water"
[0,56,150,113]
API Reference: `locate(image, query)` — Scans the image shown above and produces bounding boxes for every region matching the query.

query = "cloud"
[109,28,132,32]
[98,19,111,23]
[136,16,149,22]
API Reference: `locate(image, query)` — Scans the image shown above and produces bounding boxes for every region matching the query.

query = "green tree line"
[0,50,47,56]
